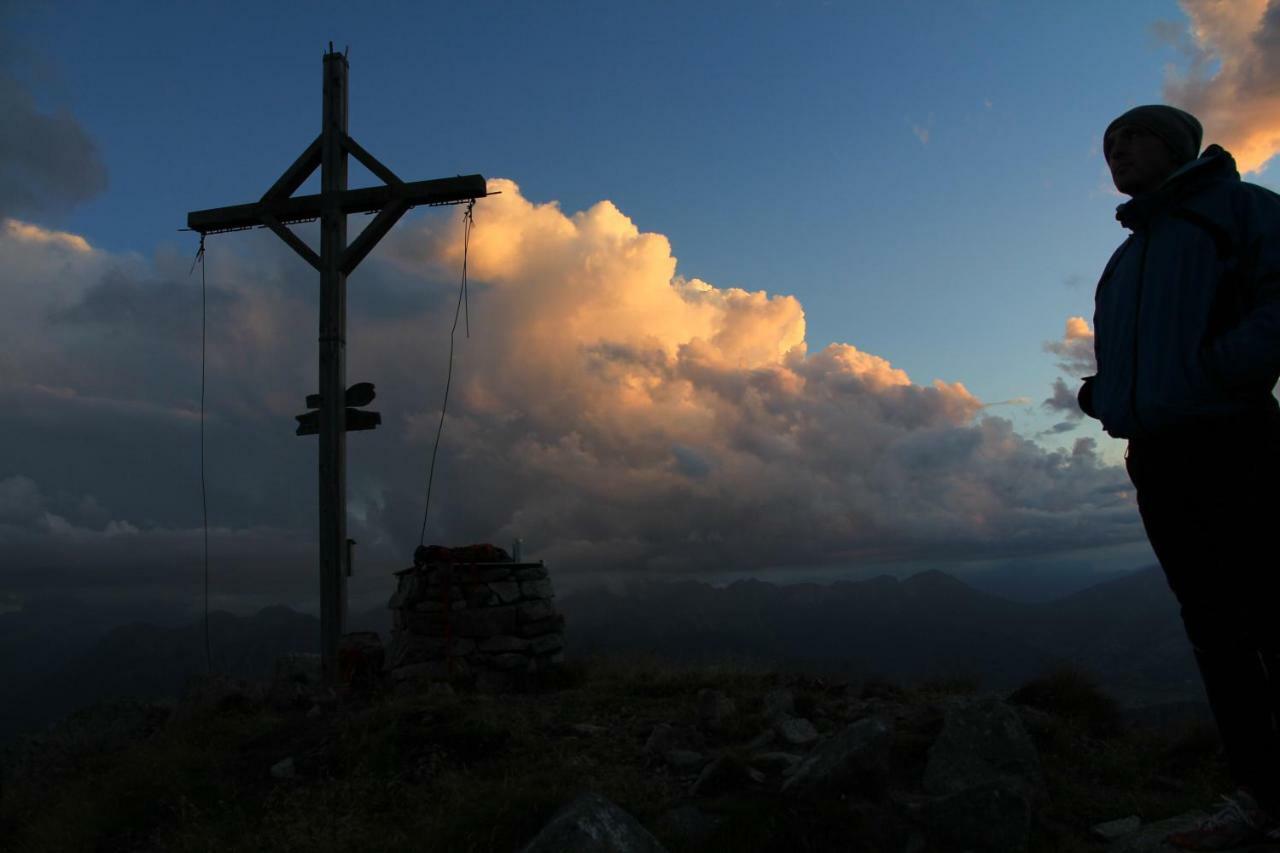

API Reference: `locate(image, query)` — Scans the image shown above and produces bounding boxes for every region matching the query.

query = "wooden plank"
[261,214,321,270]
[340,198,408,274]
[341,133,405,188]
[295,408,381,435]
[187,174,487,234]
[261,134,322,202]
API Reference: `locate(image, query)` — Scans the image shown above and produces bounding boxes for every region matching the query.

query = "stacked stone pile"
[386,545,565,692]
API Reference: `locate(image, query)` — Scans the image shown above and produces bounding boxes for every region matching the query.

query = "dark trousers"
[1126,418,1280,812]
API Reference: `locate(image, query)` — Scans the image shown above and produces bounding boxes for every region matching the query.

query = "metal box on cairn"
[385,542,565,692]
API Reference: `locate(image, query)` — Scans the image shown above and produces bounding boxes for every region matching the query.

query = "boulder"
[774,717,819,746]
[690,755,766,797]
[781,716,893,796]
[923,695,1046,805]
[915,780,1033,853]
[518,791,668,853]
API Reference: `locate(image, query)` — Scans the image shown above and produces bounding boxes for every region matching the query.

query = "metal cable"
[190,235,211,674]
[419,200,475,546]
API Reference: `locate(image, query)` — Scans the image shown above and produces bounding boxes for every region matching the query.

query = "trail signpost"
[187,47,488,683]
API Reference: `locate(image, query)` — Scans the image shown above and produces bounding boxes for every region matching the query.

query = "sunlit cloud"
[0,181,1140,614]
[1158,0,1280,174]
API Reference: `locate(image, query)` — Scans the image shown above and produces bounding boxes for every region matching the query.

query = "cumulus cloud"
[1158,0,1280,174]
[1043,316,1095,377]
[0,183,1140,614]
[1041,317,1095,419]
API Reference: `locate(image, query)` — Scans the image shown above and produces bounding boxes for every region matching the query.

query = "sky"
[2,1,1279,620]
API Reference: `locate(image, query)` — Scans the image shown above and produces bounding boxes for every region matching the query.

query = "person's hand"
[1078,376,1097,419]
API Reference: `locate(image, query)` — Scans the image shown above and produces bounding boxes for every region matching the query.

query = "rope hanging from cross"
[185,47,490,684]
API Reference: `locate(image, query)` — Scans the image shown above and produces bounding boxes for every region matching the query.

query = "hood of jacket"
[1114,144,1240,232]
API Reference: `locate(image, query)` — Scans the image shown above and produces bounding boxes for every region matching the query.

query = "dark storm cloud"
[0,72,107,220]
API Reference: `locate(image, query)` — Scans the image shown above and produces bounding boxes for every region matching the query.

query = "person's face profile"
[1105,124,1181,197]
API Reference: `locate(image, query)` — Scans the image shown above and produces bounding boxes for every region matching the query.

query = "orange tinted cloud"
[1162,0,1280,174]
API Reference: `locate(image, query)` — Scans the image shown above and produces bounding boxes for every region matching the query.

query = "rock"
[270,757,296,779]
[781,716,893,795]
[696,689,736,731]
[916,780,1032,853]
[664,749,706,771]
[306,704,322,719]
[749,751,803,774]
[690,755,766,797]
[923,695,1046,805]
[653,804,721,846]
[570,723,609,737]
[762,688,795,720]
[518,790,669,853]
[387,559,565,687]
[774,717,819,746]
[1105,811,1207,853]
[1092,815,1141,840]
[479,635,531,653]
[519,578,555,599]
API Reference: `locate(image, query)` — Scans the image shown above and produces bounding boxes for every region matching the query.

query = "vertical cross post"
[319,51,349,681]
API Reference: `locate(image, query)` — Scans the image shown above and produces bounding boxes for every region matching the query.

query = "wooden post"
[185,48,487,685]
[319,51,349,681]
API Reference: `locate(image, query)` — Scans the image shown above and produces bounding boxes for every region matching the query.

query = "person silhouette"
[1079,104,1280,849]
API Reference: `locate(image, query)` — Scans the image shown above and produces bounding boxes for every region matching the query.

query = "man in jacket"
[1080,104,1280,849]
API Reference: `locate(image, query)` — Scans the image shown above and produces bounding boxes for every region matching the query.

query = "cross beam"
[186,48,487,684]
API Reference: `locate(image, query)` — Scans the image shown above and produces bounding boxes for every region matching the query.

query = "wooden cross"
[187,47,487,682]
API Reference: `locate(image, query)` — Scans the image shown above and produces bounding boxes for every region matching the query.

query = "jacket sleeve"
[1199,194,1280,390]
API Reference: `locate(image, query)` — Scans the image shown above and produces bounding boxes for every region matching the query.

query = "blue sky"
[3,1,1278,615]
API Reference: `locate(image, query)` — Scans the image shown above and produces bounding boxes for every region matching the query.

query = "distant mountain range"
[556,566,1202,710]
[0,565,1203,750]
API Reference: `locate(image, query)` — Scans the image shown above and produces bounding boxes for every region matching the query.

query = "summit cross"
[187,46,488,682]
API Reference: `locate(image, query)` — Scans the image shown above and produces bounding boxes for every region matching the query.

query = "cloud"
[910,113,934,146]
[1043,377,1084,419]
[1158,0,1280,174]
[1041,317,1095,420]
[1043,316,1095,377]
[0,72,107,220]
[0,183,1141,614]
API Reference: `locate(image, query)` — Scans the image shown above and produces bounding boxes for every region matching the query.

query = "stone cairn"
[386,543,565,692]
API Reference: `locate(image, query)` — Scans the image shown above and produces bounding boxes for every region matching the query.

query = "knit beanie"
[1104,105,1202,165]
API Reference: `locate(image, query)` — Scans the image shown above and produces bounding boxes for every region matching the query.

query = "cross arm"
[186,174,488,234]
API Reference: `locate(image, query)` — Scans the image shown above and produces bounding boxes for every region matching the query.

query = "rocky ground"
[0,652,1268,852]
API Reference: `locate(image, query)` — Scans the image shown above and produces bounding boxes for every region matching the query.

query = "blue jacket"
[1082,145,1280,439]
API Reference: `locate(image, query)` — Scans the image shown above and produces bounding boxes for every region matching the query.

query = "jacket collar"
[1115,144,1240,231]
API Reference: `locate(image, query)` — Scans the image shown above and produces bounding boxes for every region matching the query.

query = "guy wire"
[190,234,211,675]
[419,200,476,546]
